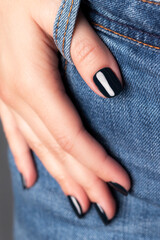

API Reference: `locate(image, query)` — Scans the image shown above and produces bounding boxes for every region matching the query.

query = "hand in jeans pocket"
[0,0,131,225]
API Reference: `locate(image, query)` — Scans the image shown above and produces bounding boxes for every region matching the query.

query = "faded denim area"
[8,0,160,239]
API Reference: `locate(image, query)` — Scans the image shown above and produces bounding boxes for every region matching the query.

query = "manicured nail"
[67,196,83,218]
[94,203,109,225]
[93,67,123,98]
[108,182,128,196]
[20,173,27,189]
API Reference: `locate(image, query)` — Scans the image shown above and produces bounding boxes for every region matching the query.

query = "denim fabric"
[8,0,160,239]
[53,0,81,65]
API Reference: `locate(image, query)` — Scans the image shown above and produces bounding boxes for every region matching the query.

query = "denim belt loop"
[53,0,82,65]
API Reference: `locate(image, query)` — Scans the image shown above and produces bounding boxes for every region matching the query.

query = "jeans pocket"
[57,0,160,205]
[81,0,160,51]
[53,0,82,65]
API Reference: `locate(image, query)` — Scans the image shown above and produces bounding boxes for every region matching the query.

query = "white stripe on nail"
[96,71,115,97]
[70,196,82,215]
[96,203,104,213]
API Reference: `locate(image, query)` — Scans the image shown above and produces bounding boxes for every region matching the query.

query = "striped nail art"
[108,182,128,196]
[68,196,83,218]
[93,67,123,98]
[94,203,109,225]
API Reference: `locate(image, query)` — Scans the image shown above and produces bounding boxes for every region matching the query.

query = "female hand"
[0,0,131,224]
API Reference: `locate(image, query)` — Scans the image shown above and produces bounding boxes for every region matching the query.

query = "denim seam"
[62,0,74,56]
[88,8,160,39]
[55,0,67,47]
[139,0,160,5]
[53,0,81,64]
[92,22,160,50]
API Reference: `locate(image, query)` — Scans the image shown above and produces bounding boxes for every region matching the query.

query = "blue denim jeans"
[8,0,160,239]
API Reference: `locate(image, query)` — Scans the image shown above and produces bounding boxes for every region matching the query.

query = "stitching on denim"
[89,8,160,39]
[140,0,160,5]
[55,0,67,46]
[62,0,74,56]
[92,22,160,50]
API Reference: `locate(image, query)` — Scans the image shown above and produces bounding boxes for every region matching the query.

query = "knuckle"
[57,126,84,153]
[72,38,98,64]
[56,134,74,152]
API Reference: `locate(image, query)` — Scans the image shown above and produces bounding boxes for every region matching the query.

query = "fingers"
[34,2,123,98]
[70,10,123,98]
[9,100,126,221]
[0,0,130,193]
[11,108,116,221]
[0,100,37,188]
[0,0,131,223]
[0,11,131,195]
[31,1,123,98]
[4,57,130,195]
[11,109,90,217]
[61,152,116,221]
[23,85,131,193]
[0,98,116,222]
[23,6,130,195]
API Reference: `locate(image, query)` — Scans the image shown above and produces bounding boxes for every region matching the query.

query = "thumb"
[70,10,123,98]
[32,2,123,98]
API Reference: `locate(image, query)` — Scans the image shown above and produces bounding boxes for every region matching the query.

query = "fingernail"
[93,67,123,98]
[67,196,84,218]
[20,173,27,189]
[94,203,109,225]
[108,182,128,196]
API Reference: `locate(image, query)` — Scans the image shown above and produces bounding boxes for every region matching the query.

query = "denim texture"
[53,0,81,64]
[8,0,160,239]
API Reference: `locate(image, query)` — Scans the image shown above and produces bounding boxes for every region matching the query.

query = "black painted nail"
[94,203,109,225]
[20,173,27,189]
[68,196,84,218]
[93,67,123,98]
[108,182,128,196]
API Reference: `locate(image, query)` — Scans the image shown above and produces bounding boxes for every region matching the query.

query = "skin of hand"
[0,0,131,222]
